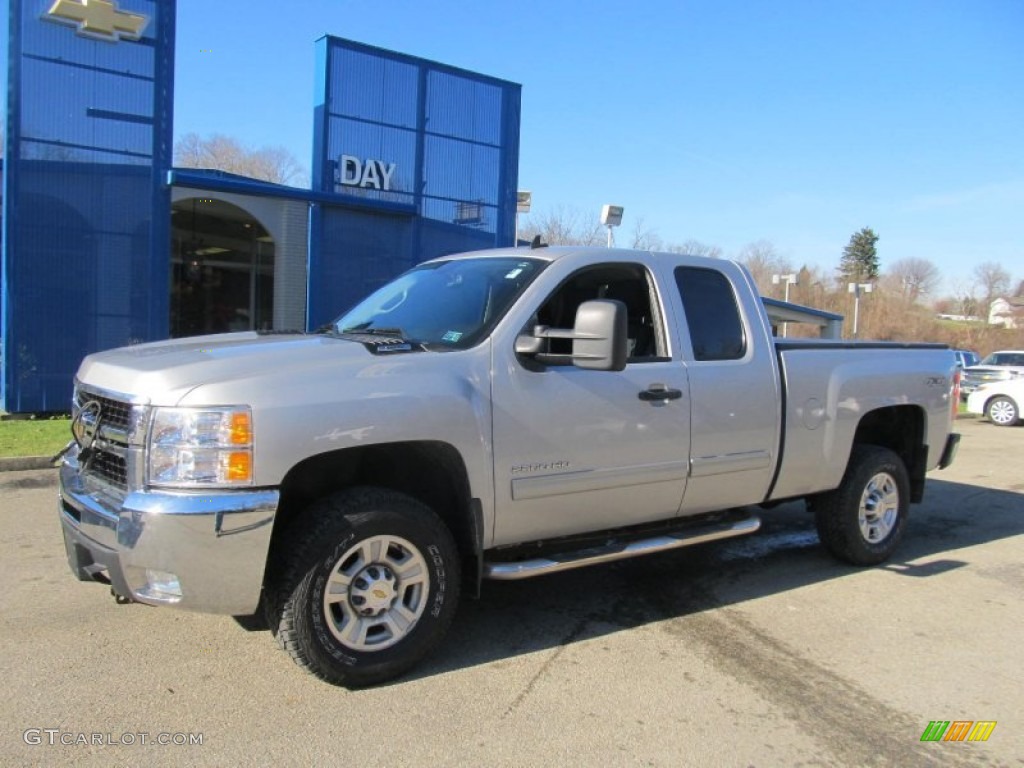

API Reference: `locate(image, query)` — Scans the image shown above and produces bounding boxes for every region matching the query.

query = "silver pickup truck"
[59,246,960,686]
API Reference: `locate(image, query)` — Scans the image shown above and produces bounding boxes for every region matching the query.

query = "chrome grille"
[90,450,128,490]
[77,392,133,432]
[74,387,142,490]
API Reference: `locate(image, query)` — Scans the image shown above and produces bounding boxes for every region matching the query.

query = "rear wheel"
[268,487,460,687]
[985,395,1020,426]
[813,445,909,565]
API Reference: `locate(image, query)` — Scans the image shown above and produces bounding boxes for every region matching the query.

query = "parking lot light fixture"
[847,282,873,338]
[772,274,798,336]
[601,205,624,248]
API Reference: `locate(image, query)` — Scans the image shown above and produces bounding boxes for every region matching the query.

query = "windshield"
[328,256,546,350]
[979,352,1024,367]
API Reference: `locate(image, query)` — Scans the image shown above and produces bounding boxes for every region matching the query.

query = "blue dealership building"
[2,0,521,412]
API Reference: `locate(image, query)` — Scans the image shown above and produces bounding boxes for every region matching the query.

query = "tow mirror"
[571,299,628,371]
[515,299,628,371]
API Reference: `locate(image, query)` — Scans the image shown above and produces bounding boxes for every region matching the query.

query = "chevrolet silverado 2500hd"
[59,246,960,686]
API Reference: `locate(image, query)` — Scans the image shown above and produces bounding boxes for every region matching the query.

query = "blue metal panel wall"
[2,0,175,412]
[308,37,521,327]
[307,206,414,329]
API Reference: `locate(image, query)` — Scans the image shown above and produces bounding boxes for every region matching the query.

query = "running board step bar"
[483,515,761,580]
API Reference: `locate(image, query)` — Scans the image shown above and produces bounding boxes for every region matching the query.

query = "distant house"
[989,295,1024,329]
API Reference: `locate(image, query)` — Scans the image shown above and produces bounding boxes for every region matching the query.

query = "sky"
[11,0,1024,296]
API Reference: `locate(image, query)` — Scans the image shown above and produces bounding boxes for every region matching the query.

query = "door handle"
[638,385,683,402]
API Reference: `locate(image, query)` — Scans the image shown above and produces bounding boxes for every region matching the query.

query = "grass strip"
[0,418,72,458]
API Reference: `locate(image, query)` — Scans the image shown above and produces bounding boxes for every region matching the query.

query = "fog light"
[145,569,182,598]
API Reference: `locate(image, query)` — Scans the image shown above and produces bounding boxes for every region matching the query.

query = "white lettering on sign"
[339,155,397,191]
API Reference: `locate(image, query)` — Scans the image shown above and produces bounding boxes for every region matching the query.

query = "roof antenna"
[530,235,548,249]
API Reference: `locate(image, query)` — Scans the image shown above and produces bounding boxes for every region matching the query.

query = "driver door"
[490,261,690,546]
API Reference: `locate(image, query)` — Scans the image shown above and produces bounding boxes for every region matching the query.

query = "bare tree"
[174,132,305,186]
[948,279,981,319]
[664,239,723,259]
[518,205,605,247]
[788,264,834,309]
[737,240,792,294]
[886,257,940,303]
[973,261,1011,305]
[629,217,663,250]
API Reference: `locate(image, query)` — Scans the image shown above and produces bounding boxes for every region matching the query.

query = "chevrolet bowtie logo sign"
[44,0,149,43]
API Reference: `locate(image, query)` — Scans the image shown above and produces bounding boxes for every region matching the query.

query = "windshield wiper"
[340,326,406,337]
[315,323,405,338]
[320,323,427,351]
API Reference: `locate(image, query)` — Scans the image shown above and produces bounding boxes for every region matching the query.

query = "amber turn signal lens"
[229,411,252,445]
[225,451,252,482]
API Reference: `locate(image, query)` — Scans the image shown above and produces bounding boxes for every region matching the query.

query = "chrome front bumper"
[58,452,279,615]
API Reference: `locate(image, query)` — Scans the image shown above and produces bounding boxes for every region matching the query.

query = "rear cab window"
[673,266,746,361]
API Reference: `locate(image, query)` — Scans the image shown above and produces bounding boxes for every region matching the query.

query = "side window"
[674,267,746,361]
[531,263,664,362]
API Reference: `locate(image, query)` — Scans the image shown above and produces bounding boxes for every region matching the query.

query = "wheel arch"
[851,405,927,502]
[265,441,482,598]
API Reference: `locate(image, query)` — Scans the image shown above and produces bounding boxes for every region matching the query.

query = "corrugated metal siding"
[308,207,414,329]
[422,136,500,212]
[425,70,502,145]
[2,0,175,412]
[330,47,419,129]
[21,58,155,158]
[417,217,501,264]
[309,37,521,326]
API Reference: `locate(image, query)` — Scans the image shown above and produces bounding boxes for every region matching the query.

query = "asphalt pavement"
[1,418,1021,767]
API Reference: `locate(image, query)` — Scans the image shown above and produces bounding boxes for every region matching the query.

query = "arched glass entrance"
[170,198,275,337]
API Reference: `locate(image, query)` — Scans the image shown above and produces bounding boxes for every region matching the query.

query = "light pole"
[771,273,798,337]
[515,191,531,246]
[847,282,873,338]
[601,204,623,248]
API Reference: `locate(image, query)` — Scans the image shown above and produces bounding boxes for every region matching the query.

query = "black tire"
[985,395,1020,427]
[812,445,909,566]
[267,487,460,687]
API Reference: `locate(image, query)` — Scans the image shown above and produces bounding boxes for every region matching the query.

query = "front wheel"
[812,445,909,565]
[985,395,1020,426]
[268,487,460,687]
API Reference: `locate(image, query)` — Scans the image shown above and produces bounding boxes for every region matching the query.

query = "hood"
[76,332,385,404]
[965,365,1024,376]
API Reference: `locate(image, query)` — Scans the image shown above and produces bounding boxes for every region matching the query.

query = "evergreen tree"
[838,227,880,282]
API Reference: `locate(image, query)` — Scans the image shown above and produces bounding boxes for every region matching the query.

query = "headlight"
[148,406,253,487]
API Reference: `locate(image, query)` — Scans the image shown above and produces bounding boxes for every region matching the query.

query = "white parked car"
[960,349,1024,400]
[966,378,1024,427]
